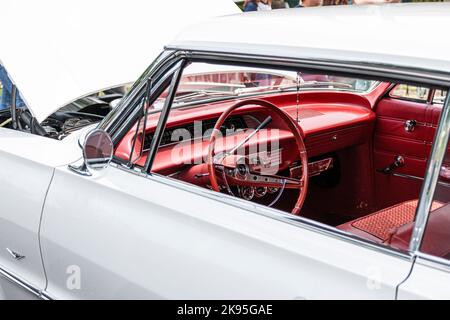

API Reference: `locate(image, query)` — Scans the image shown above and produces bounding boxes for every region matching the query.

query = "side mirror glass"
[83,129,113,170]
[69,129,113,176]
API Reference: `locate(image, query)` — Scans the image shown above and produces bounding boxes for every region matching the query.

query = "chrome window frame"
[102,48,450,264]
[388,83,432,104]
[410,93,450,257]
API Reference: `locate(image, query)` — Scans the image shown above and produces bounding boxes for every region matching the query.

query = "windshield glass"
[163,63,378,109]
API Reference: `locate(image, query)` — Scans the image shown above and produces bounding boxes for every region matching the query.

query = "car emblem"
[6,248,26,261]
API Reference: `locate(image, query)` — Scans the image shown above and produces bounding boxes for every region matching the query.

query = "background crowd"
[240,0,445,10]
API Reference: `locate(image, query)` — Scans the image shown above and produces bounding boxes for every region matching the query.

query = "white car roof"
[169,3,450,76]
[0,0,240,122]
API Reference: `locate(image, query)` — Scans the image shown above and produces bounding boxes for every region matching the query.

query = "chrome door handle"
[404,120,417,132]
[440,165,450,181]
[378,155,405,174]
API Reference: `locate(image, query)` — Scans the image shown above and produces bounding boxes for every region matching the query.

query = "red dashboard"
[115,91,377,175]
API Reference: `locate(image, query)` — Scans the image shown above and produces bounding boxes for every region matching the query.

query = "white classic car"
[1,1,450,300]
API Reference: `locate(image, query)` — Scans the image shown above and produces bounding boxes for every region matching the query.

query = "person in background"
[323,0,348,5]
[353,0,400,3]
[271,0,287,9]
[243,0,259,11]
[295,0,323,7]
[244,0,273,11]
[258,0,273,10]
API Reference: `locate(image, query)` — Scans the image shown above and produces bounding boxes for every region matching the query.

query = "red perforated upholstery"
[337,200,444,245]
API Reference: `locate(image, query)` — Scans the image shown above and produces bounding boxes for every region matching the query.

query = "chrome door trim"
[414,252,450,272]
[179,48,450,87]
[392,173,450,188]
[109,162,413,262]
[410,92,450,253]
[0,265,52,300]
[392,173,423,181]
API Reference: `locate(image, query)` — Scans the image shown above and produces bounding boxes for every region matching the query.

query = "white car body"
[1,3,449,299]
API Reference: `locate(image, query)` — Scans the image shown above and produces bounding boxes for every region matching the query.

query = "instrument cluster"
[238,186,279,201]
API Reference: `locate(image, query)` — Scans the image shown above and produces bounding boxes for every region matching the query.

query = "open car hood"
[0,0,240,123]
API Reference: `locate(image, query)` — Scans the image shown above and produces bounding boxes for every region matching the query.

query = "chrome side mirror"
[83,129,113,169]
[69,129,113,176]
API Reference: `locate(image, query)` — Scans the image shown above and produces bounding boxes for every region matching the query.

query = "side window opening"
[433,89,448,106]
[113,59,449,255]
[390,84,430,102]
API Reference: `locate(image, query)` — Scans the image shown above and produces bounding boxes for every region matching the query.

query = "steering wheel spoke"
[207,99,309,216]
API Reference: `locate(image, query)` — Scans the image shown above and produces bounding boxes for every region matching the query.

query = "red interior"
[115,82,449,255]
[373,97,445,208]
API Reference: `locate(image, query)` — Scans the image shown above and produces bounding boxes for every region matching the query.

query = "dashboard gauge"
[267,187,279,194]
[235,163,249,179]
[240,187,255,200]
[255,186,268,198]
[226,122,236,131]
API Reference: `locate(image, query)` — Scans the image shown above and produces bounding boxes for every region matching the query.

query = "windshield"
[163,63,378,108]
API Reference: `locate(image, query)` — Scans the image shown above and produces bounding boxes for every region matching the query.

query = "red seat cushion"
[337,200,445,246]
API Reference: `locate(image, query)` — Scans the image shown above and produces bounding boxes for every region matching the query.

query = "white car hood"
[0,0,240,122]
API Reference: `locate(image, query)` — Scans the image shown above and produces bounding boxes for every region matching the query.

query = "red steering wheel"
[207,99,309,216]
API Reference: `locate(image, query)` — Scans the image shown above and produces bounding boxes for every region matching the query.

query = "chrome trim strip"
[40,291,55,300]
[110,162,412,261]
[410,93,450,253]
[392,172,450,188]
[0,265,49,299]
[392,173,423,181]
[178,48,450,87]
[415,252,450,272]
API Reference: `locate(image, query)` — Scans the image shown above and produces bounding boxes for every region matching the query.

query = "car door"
[373,85,440,209]
[39,59,413,299]
[0,128,55,299]
[40,161,415,299]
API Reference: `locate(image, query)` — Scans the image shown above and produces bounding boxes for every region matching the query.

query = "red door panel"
[374,134,428,159]
[376,98,428,122]
[375,117,427,142]
[373,96,439,209]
